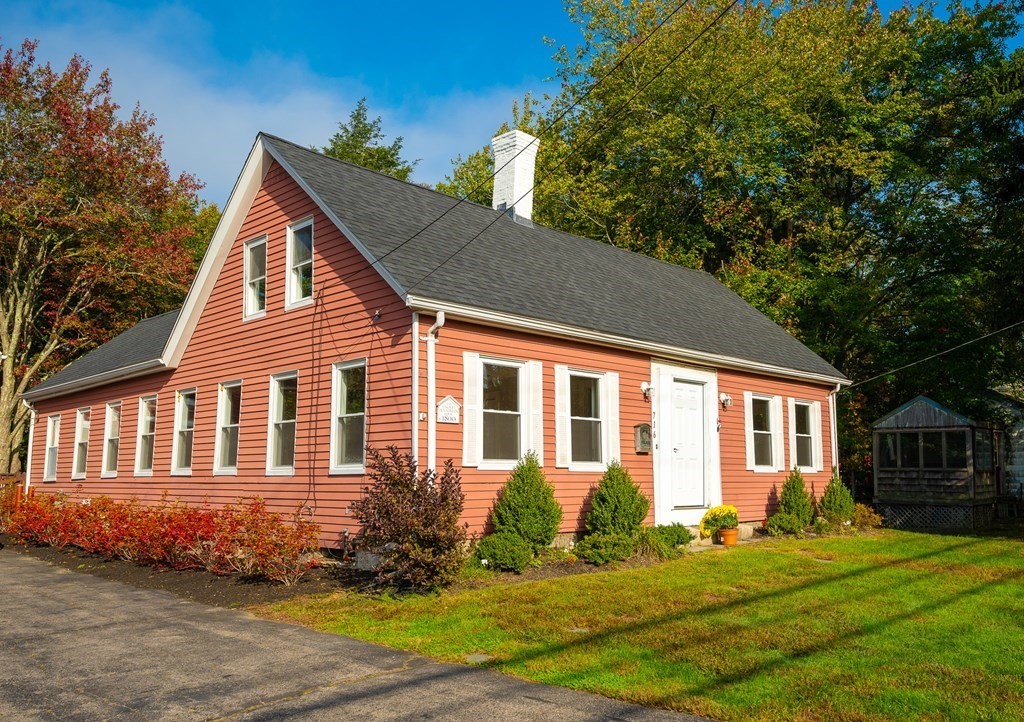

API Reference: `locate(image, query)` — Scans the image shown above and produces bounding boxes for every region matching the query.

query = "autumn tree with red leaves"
[0,40,215,474]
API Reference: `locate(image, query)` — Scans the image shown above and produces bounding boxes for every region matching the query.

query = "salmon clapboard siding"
[417,316,838,534]
[29,162,412,546]
[419,317,655,536]
[717,369,836,521]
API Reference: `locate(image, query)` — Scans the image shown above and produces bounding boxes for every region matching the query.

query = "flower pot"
[717,527,739,546]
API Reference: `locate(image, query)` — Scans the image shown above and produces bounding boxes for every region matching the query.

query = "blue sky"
[4,1,580,205]
[4,1,1020,206]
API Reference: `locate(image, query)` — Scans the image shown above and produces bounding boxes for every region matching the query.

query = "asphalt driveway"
[0,550,701,721]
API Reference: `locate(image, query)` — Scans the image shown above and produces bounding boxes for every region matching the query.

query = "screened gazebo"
[872,396,1004,529]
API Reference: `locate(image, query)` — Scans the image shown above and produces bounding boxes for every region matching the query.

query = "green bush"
[491,452,563,552]
[766,511,804,536]
[634,526,673,560]
[586,462,649,536]
[575,532,636,564]
[475,531,532,573]
[818,474,855,523]
[652,523,694,548]
[812,516,833,535]
[778,469,814,528]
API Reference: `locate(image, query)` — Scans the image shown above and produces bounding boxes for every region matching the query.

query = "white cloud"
[4,2,541,205]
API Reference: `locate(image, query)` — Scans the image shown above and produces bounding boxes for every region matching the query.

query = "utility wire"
[363,0,693,272]
[843,318,1024,392]
[406,0,741,293]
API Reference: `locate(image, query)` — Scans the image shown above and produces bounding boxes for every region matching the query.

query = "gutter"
[420,311,446,471]
[828,382,841,472]
[21,358,167,402]
[406,295,849,388]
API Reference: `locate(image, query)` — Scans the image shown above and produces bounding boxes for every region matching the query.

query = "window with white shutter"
[463,353,540,470]
[555,366,619,471]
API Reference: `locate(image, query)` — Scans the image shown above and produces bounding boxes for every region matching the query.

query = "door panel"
[671,380,705,507]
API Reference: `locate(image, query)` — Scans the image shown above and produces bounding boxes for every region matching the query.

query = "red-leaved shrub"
[3,492,320,586]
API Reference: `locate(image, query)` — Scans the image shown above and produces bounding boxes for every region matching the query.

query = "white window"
[286,219,313,307]
[136,395,158,474]
[43,415,60,481]
[172,389,196,474]
[102,402,121,476]
[244,237,267,317]
[73,407,91,479]
[744,392,784,472]
[462,353,542,470]
[214,381,242,474]
[554,366,620,470]
[268,372,298,474]
[331,360,366,473]
[788,399,823,472]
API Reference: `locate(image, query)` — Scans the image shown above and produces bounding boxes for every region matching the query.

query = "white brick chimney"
[491,129,538,221]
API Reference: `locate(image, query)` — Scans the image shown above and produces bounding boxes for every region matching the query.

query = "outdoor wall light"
[720,392,733,410]
[641,381,653,400]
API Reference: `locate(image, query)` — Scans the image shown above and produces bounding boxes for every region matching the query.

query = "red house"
[22,131,848,545]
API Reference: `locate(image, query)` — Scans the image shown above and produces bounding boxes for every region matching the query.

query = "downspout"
[828,383,840,473]
[421,312,445,471]
[22,398,36,494]
[411,312,419,464]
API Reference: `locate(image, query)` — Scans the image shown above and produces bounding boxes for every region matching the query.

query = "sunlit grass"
[261,529,1024,721]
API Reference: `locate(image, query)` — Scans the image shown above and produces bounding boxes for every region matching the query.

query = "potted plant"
[699,505,740,546]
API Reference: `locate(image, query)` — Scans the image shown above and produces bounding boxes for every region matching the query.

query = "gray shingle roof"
[264,134,845,380]
[28,310,180,396]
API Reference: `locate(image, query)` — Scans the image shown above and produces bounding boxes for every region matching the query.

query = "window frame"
[135,395,158,476]
[243,236,267,320]
[330,358,367,474]
[555,367,619,472]
[171,388,197,475]
[213,381,243,476]
[266,371,299,475]
[744,392,784,473]
[102,401,122,478]
[72,407,91,480]
[788,399,822,473]
[43,414,60,482]
[479,357,527,470]
[285,218,314,310]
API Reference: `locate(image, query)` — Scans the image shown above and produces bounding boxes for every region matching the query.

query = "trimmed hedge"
[476,531,532,573]
[586,462,649,537]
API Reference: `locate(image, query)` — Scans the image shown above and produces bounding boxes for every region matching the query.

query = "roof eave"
[22,358,168,403]
[407,295,849,387]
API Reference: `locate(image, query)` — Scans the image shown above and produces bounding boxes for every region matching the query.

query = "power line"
[364,0,693,271]
[406,0,741,293]
[843,318,1024,392]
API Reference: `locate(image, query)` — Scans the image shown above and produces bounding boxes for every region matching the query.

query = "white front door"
[670,380,705,507]
[652,362,721,526]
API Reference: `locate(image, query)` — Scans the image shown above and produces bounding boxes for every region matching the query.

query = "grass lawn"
[262,529,1024,721]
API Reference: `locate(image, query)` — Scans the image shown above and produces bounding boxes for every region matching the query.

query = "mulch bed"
[0,534,661,607]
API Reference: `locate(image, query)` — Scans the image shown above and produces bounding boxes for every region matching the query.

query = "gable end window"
[43,415,60,482]
[73,408,91,479]
[268,372,298,474]
[136,395,158,475]
[172,389,197,474]
[286,219,313,307]
[331,359,366,473]
[102,402,122,476]
[554,366,620,470]
[214,382,242,474]
[244,237,267,317]
[744,392,784,472]
[462,353,543,470]
[788,399,823,472]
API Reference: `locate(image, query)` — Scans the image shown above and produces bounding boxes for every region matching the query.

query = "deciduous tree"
[0,40,212,474]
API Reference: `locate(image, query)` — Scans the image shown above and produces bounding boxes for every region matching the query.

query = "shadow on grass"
[482,536,1020,702]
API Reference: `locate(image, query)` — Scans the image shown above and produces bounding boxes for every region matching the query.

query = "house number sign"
[437,395,461,424]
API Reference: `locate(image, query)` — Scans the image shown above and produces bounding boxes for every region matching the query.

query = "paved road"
[0,550,702,721]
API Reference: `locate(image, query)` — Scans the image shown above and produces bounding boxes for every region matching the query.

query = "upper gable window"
[286,219,313,308]
[244,237,267,318]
